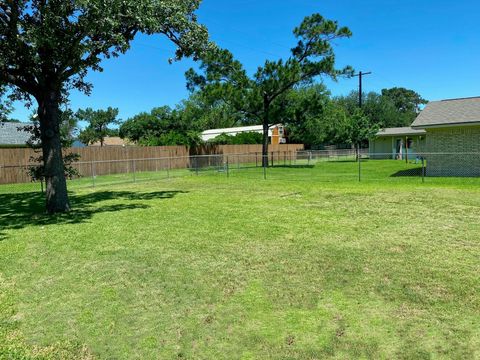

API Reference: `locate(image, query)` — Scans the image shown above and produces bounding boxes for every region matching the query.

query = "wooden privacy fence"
[192,144,304,169]
[0,144,304,184]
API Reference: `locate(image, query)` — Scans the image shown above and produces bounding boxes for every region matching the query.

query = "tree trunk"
[38,90,70,214]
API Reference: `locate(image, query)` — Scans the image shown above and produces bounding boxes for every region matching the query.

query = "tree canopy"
[0,86,13,121]
[77,107,120,146]
[269,85,427,149]
[119,106,202,147]
[281,84,335,147]
[0,0,211,213]
[381,87,427,114]
[178,92,248,131]
[207,132,263,145]
[114,83,427,150]
[0,0,211,104]
[186,13,353,166]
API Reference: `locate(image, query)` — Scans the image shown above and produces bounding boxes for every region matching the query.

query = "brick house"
[411,96,480,176]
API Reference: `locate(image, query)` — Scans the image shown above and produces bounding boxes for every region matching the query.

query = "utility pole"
[352,71,372,107]
[351,71,372,179]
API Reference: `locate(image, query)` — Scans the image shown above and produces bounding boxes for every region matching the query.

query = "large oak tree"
[0,0,210,213]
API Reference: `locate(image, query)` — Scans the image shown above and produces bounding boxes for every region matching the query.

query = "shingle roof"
[412,96,480,128]
[201,124,282,141]
[202,125,264,136]
[0,122,31,145]
[375,127,426,137]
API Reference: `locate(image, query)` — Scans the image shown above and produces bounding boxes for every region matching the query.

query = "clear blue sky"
[11,0,480,124]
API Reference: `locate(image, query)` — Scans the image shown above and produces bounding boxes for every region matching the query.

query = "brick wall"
[424,126,480,176]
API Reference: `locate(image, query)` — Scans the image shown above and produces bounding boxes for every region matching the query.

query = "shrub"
[208,132,263,145]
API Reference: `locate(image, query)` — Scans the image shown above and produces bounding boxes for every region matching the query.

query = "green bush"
[139,130,203,147]
[208,132,263,145]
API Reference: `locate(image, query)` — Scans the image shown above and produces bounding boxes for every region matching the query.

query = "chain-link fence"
[1,150,480,194]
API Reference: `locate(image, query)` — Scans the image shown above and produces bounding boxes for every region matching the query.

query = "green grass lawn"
[1,161,479,359]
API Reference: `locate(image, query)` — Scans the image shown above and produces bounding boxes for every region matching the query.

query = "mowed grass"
[0,161,479,359]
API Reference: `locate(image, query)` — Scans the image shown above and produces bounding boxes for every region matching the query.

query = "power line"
[203,17,293,51]
[137,35,284,60]
[211,37,283,58]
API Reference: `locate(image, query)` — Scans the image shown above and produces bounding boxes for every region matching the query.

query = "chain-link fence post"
[422,157,425,183]
[167,157,170,179]
[91,161,96,188]
[195,155,199,176]
[255,152,258,167]
[133,159,136,183]
[263,154,267,180]
[226,156,230,178]
[358,144,362,182]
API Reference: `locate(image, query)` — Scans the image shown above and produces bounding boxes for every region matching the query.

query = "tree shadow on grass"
[390,167,423,177]
[271,165,315,169]
[0,190,187,241]
[325,159,369,163]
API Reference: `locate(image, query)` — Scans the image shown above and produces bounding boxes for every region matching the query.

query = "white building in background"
[201,124,286,144]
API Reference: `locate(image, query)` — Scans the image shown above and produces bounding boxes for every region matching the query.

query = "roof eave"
[412,121,480,129]
[375,132,426,137]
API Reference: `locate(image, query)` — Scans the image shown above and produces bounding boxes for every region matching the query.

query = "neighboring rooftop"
[72,140,86,148]
[201,124,282,141]
[375,127,426,137]
[412,96,480,128]
[0,122,31,146]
